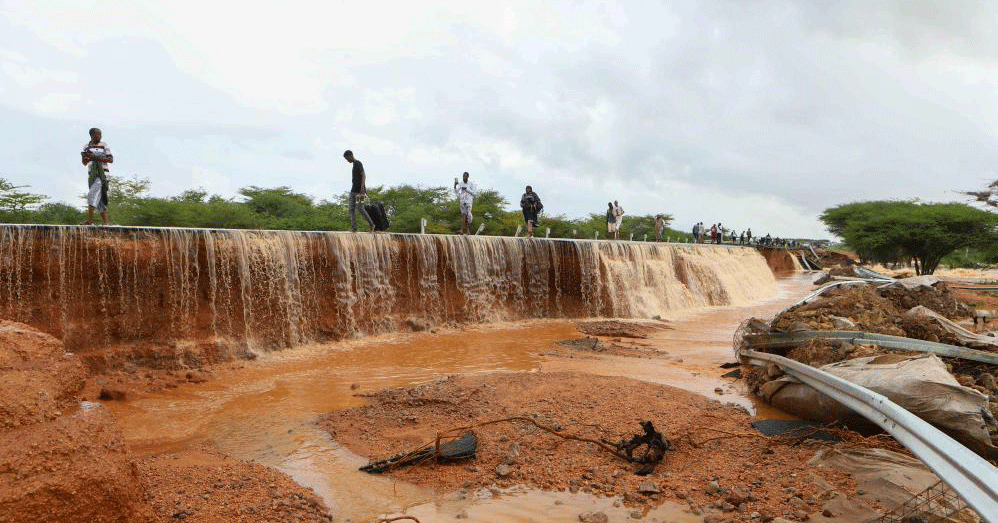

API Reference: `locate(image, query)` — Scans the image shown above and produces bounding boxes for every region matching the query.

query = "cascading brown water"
[0,225,776,369]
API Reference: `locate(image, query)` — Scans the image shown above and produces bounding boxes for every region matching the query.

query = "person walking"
[605,202,616,240]
[716,223,723,244]
[655,215,665,242]
[612,200,625,240]
[343,150,374,233]
[746,228,752,244]
[454,171,478,235]
[81,127,112,225]
[692,222,699,243]
[520,186,543,237]
[710,223,717,244]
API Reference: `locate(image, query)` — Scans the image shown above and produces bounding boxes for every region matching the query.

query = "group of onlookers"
[79,134,786,245]
[691,222,754,245]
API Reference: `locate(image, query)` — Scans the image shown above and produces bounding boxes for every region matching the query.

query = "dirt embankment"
[322,371,856,522]
[0,321,333,523]
[756,248,800,273]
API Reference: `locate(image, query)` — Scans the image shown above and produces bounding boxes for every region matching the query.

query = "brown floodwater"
[108,273,816,522]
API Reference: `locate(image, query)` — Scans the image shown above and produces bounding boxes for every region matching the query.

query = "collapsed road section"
[737,268,998,522]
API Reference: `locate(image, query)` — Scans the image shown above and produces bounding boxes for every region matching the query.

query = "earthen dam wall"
[0,225,778,370]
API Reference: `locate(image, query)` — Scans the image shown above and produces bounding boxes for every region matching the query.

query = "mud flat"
[321,371,856,522]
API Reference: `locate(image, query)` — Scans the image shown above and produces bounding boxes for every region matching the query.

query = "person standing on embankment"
[343,150,374,233]
[612,200,624,239]
[606,202,616,240]
[520,186,543,238]
[81,127,112,226]
[655,215,665,241]
[454,171,477,235]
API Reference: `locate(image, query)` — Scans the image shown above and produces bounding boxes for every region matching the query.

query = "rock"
[502,442,521,465]
[705,480,721,495]
[714,387,724,395]
[828,315,856,330]
[350,383,360,390]
[405,318,428,332]
[704,515,728,523]
[99,387,127,401]
[578,512,608,523]
[638,482,661,494]
[793,509,809,521]
[456,510,469,519]
[495,464,512,477]
[466,465,480,472]
[629,510,643,519]
[979,373,998,394]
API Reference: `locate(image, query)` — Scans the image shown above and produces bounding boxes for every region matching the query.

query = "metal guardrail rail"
[741,350,998,521]
[743,330,998,365]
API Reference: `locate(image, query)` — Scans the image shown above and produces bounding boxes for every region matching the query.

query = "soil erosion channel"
[108,274,814,521]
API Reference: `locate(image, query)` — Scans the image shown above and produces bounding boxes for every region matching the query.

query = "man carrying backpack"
[520,186,543,238]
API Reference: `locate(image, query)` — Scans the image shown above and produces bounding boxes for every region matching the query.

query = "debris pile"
[738,272,998,457]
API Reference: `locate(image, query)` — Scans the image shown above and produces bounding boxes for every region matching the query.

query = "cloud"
[1,0,995,240]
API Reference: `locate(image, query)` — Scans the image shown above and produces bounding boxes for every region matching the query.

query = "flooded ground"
[107,273,815,521]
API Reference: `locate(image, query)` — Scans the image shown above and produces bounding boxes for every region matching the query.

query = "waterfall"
[0,225,776,369]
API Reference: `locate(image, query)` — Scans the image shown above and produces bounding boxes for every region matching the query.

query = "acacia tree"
[821,201,998,274]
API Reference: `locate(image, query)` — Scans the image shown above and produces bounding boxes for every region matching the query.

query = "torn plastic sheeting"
[761,354,996,458]
[904,305,998,350]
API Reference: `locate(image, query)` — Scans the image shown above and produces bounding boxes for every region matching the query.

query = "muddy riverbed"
[106,274,817,521]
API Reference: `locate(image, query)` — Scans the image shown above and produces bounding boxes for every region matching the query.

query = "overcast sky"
[1,1,994,238]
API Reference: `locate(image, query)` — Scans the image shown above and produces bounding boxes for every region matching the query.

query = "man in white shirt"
[81,127,112,225]
[612,200,625,240]
[454,171,478,235]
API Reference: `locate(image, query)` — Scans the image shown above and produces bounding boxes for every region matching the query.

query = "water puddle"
[107,274,816,521]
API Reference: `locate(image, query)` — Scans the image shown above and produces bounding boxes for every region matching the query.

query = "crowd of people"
[691,222,755,245]
[79,132,795,245]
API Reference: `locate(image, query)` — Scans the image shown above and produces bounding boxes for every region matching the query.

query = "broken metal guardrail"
[742,330,998,365]
[741,350,998,522]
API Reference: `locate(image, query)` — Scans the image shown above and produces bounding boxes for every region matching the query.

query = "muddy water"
[108,273,815,522]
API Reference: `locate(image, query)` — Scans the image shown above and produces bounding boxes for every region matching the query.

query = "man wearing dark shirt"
[344,150,374,232]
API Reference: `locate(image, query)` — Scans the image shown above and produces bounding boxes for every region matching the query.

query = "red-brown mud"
[322,371,855,521]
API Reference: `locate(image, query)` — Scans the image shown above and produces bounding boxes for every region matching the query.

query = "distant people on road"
[520,186,543,238]
[739,231,745,245]
[692,222,700,243]
[612,200,624,239]
[710,223,717,244]
[655,215,665,242]
[344,150,374,233]
[454,171,478,235]
[605,202,617,240]
[82,127,112,226]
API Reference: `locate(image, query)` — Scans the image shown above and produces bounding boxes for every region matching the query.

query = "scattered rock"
[638,482,661,494]
[350,383,360,390]
[629,510,643,519]
[99,387,127,401]
[495,463,512,477]
[578,512,609,523]
[705,480,721,495]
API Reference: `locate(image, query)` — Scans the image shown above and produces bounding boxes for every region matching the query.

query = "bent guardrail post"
[741,350,998,522]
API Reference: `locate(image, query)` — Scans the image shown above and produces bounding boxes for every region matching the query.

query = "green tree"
[0,178,46,222]
[820,201,998,274]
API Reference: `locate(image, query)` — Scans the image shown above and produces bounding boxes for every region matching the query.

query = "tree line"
[820,200,998,274]
[0,175,690,241]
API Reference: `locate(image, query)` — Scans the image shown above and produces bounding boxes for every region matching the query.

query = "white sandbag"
[905,305,998,349]
[882,275,940,291]
[764,353,996,456]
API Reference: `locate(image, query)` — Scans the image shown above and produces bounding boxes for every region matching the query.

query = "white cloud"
[1,0,996,239]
